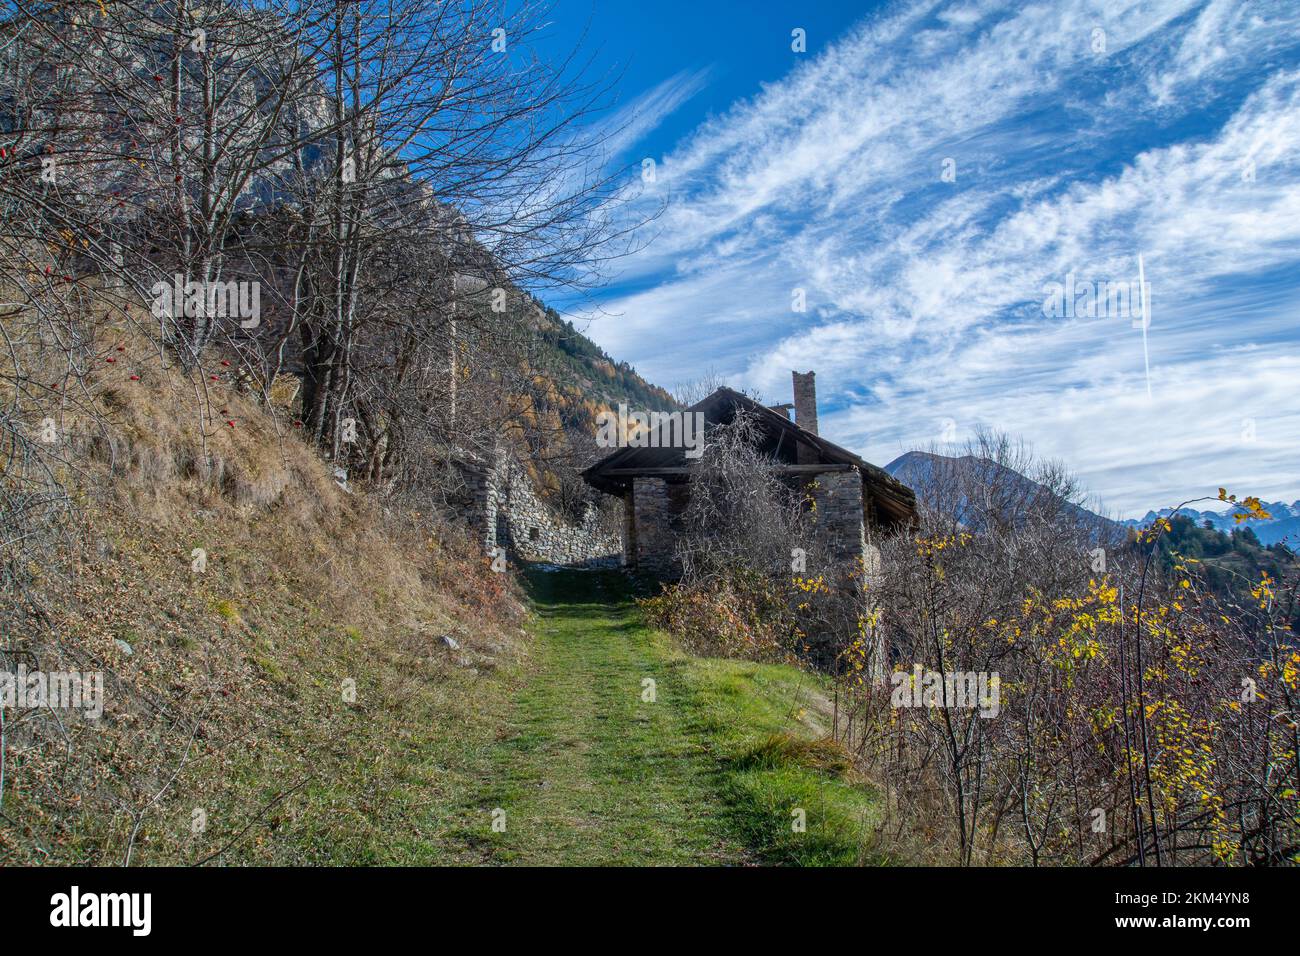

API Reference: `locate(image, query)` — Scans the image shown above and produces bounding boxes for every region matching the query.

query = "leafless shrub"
[674,411,811,584]
[640,411,876,667]
[840,430,1298,866]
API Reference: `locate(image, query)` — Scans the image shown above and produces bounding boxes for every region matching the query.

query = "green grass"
[63,566,878,866]
[457,568,880,866]
[676,653,882,866]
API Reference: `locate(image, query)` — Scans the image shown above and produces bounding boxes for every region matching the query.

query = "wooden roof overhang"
[581,387,917,529]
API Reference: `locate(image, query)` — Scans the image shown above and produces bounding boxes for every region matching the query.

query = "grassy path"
[476,568,748,864]
[464,568,880,866]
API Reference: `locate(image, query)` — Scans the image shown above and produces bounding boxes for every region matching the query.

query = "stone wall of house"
[809,468,868,567]
[802,467,888,673]
[457,453,622,567]
[630,477,691,577]
[626,467,877,581]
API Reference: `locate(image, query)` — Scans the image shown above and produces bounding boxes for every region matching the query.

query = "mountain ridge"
[884,450,1298,548]
[882,449,1124,539]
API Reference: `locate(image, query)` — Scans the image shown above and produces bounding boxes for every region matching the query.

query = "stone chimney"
[792,371,818,436]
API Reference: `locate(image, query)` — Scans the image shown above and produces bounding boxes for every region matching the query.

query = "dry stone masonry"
[808,469,867,566]
[630,477,689,577]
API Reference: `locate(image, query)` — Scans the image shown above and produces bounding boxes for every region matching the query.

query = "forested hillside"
[0,0,678,532]
[1141,515,1300,635]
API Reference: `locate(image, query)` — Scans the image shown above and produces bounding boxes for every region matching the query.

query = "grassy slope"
[457,568,880,866]
[6,468,877,865]
[0,307,532,865]
[2,459,534,866]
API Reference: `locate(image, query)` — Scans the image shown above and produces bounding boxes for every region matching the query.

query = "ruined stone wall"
[457,453,622,567]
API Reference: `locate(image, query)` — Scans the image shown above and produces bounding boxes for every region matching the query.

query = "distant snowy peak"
[1121,501,1299,546]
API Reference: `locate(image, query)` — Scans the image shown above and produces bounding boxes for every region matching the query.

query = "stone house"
[582,371,916,577]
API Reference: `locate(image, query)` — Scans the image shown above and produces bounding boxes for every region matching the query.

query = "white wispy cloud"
[576,0,1300,517]
[596,67,713,162]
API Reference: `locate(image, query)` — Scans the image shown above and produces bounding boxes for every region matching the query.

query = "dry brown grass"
[1,305,530,865]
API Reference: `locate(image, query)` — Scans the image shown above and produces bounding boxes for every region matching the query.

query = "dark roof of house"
[581,387,917,529]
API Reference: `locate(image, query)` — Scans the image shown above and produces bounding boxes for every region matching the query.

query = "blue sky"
[539,0,1300,519]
